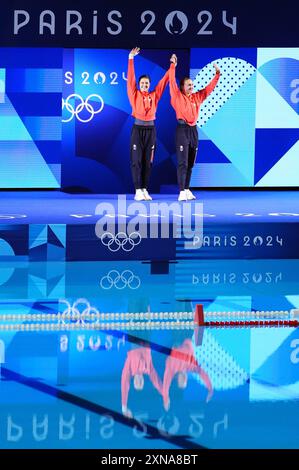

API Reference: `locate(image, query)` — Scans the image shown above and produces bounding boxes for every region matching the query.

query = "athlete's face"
[134,374,144,390]
[183,79,194,95]
[177,371,188,389]
[139,78,150,92]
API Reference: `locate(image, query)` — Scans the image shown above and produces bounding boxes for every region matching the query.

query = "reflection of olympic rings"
[100,270,141,290]
[62,94,104,123]
[59,298,99,324]
[100,232,142,252]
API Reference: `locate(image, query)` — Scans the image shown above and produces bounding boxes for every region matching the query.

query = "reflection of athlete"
[162,339,213,411]
[127,47,170,201]
[169,54,221,201]
[121,347,163,418]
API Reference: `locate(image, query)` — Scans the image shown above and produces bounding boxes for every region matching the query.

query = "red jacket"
[162,339,213,406]
[127,58,169,121]
[169,63,220,126]
[121,347,163,408]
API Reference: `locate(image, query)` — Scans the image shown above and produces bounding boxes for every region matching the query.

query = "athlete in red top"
[127,47,170,201]
[169,54,221,201]
[162,339,213,411]
[121,346,163,418]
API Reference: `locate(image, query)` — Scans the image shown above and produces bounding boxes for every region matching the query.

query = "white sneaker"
[178,190,187,201]
[142,188,152,201]
[186,189,196,200]
[134,189,145,201]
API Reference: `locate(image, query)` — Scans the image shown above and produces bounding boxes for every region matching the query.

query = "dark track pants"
[130,125,156,190]
[175,124,198,191]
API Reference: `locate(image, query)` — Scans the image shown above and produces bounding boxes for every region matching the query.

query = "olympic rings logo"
[62,93,104,123]
[100,231,142,252]
[100,270,141,290]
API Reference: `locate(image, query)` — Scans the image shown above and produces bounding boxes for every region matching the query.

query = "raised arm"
[195,63,221,102]
[162,358,175,410]
[121,356,132,415]
[154,69,169,101]
[181,339,214,403]
[127,47,140,104]
[193,364,213,403]
[169,54,180,99]
[149,363,163,396]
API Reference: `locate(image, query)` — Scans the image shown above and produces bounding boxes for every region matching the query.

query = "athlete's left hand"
[170,54,177,66]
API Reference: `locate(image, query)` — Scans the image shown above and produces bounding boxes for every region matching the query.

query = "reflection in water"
[121,346,163,419]
[195,330,249,391]
[0,326,299,448]
[1,259,299,316]
[1,255,299,449]
[120,338,214,420]
[162,339,213,411]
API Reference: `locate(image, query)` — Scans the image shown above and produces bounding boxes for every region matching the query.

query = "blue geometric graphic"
[252,329,299,386]
[255,129,299,184]
[199,71,257,185]
[258,58,299,114]
[190,48,299,188]
[29,224,66,261]
[197,140,231,163]
[0,48,62,188]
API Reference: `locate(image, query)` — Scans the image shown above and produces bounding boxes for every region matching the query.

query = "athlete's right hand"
[129,47,140,58]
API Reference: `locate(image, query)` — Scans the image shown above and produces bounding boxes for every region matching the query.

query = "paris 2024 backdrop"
[0,47,298,190]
